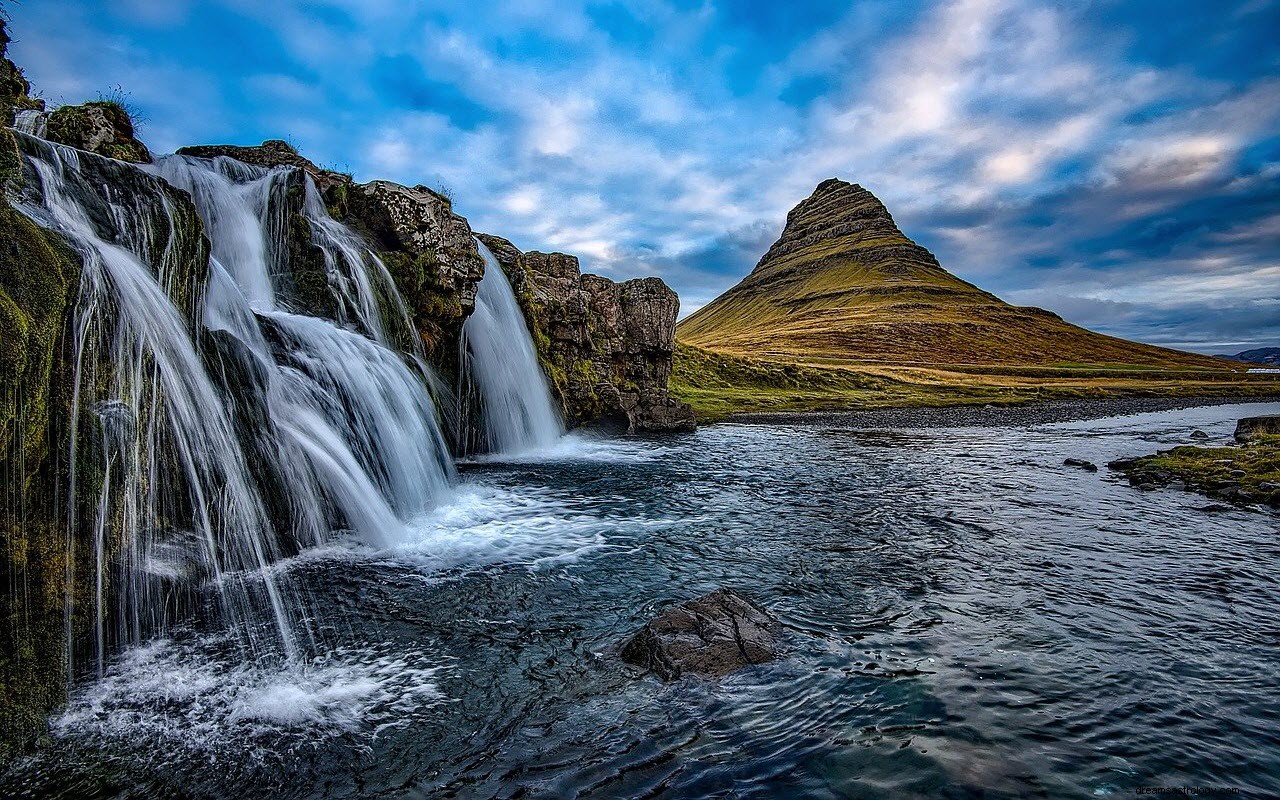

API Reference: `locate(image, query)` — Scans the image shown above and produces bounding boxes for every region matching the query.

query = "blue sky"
[9,0,1280,352]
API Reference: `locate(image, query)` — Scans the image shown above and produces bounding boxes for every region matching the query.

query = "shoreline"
[719,395,1280,429]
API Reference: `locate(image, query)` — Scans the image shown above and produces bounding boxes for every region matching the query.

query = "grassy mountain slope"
[677,179,1232,370]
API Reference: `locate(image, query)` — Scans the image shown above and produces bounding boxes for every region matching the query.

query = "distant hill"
[1216,347,1280,366]
[677,179,1234,371]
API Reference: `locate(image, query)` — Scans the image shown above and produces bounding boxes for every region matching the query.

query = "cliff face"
[0,22,77,760]
[679,178,1234,370]
[477,234,695,433]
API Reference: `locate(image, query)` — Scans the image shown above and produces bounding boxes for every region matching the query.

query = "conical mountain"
[678,179,1227,369]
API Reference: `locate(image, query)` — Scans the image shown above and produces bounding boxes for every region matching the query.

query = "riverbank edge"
[717,395,1280,429]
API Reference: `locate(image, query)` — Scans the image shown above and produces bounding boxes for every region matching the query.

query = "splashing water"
[460,239,564,454]
[12,133,457,675]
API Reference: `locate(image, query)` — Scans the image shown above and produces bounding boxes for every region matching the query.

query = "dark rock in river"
[1234,415,1280,442]
[622,589,778,680]
[1190,429,1210,440]
[477,233,696,433]
[1063,458,1098,472]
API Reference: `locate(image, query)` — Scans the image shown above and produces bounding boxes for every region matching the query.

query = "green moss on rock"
[0,200,82,763]
[46,101,151,164]
[1108,436,1280,507]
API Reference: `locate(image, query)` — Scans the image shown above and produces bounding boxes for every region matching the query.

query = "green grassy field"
[670,343,1280,422]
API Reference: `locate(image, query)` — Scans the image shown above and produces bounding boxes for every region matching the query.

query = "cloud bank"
[10,0,1279,351]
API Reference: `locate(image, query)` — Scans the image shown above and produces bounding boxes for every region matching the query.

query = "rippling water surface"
[7,402,1280,799]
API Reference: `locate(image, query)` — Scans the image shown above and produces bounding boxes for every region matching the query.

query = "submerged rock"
[622,589,779,680]
[1063,458,1098,472]
[1235,415,1280,442]
[1190,429,1210,440]
[476,233,696,433]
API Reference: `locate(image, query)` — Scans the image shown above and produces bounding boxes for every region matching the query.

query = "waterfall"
[13,109,48,138]
[11,133,456,675]
[461,240,564,454]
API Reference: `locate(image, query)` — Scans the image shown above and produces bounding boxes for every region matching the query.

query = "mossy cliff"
[476,234,695,433]
[46,101,151,164]
[0,200,81,764]
[1,18,212,754]
[0,137,212,759]
[0,19,77,762]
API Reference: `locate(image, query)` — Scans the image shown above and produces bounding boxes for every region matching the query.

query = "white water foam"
[466,432,674,465]
[54,636,445,753]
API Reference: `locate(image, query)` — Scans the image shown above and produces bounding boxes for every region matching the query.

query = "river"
[6,401,1279,799]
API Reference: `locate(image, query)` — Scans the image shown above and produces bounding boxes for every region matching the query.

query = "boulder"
[46,101,151,163]
[1235,415,1280,442]
[1190,430,1210,440]
[622,589,778,680]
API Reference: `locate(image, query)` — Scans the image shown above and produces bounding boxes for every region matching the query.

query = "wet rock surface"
[177,140,350,190]
[622,589,779,680]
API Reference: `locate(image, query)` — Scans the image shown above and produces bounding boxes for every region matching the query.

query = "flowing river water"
[4,400,1278,799]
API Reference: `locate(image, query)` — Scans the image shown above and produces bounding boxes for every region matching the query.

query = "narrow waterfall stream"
[460,240,564,454]
[12,133,458,678]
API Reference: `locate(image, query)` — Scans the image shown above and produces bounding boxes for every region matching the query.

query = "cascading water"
[152,154,456,534]
[11,132,457,677]
[460,240,564,454]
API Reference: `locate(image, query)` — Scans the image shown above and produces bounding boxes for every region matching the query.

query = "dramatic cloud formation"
[10,0,1280,351]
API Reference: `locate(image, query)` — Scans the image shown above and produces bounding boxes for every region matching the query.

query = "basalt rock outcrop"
[622,589,779,680]
[340,180,485,353]
[477,234,695,433]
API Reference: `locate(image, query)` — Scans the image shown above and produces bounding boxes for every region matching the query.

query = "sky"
[8,0,1280,353]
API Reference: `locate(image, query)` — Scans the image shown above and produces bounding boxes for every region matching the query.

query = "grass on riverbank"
[670,343,1280,422]
[1107,435,1280,507]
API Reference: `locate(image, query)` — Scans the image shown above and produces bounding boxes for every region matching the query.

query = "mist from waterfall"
[13,133,456,675]
[461,240,564,455]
